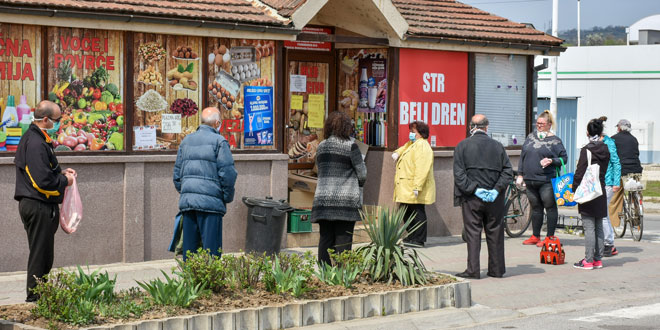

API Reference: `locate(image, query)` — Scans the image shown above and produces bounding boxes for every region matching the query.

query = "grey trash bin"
[242,196,294,255]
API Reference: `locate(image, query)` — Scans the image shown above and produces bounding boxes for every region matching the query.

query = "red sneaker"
[523,235,540,245]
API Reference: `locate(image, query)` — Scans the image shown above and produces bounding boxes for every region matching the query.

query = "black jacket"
[611,131,643,176]
[572,141,610,218]
[518,132,568,183]
[14,124,68,204]
[453,131,513,206]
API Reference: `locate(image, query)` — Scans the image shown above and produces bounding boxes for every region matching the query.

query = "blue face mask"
[409,132,416,142]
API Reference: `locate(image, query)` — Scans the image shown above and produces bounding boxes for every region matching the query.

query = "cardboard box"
[288,173,318,193]
[289,189,314,210]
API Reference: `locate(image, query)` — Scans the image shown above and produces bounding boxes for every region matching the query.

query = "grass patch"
[645,181,660,198]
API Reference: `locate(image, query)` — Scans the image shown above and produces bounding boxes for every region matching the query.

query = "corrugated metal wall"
[475,54,527,146]
[538,98,578,173]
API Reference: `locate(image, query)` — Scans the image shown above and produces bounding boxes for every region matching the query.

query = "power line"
[467,0,549,5]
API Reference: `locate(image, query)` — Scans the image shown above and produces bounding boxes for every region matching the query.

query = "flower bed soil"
[0,275,454,329]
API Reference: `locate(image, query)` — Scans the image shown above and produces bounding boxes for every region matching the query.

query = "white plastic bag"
[60,177,83,234]
[574,149,603,204]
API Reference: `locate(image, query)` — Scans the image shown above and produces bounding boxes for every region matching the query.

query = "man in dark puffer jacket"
[173,107,237,260]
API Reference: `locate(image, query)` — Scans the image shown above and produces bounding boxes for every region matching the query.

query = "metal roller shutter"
[475,54,527,146]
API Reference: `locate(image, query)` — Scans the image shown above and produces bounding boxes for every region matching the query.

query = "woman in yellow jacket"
[392,121,436,247]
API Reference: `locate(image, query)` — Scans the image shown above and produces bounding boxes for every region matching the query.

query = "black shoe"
[487,272,504,278]
[455,271,480,279]
[25,295,38,303]
[604,245,612,257]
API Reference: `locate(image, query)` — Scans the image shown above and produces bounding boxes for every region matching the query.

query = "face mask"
[537,132,547,140]
[409,132,416,142]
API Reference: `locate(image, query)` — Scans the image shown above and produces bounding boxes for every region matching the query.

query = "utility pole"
[550,0,559,124]
[577,0,581,47]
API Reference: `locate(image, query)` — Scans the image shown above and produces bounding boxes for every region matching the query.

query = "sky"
[460,0,660,32]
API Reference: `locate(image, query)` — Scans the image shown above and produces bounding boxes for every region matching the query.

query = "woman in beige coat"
[392,121,436,247]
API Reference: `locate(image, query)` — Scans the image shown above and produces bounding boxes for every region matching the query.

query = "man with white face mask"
[453,114,512,279]
[14,100,76,302]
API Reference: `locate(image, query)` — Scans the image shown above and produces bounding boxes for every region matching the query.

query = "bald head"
[33,100,61,129]
[201,107,221,127]
[470,114,489,130]
[34,100,60,119]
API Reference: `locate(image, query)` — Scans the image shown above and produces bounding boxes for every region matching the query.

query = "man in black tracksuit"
[453,114,513,279]
[14,100,75,302]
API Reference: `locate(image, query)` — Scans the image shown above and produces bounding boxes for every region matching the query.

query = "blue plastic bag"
[551,159,576,207]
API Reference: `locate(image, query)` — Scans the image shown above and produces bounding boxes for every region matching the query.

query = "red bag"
[60,176,83,234]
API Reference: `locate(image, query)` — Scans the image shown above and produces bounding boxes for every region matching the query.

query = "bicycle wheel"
[504,193,531,237]
[629,191,644,241]
[613,194,628,238]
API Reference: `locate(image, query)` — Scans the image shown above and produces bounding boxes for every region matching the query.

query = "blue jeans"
[182,210,223,261]
[602,186,615,246]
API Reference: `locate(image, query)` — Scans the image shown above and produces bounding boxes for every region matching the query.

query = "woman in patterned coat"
[311,111,367,265]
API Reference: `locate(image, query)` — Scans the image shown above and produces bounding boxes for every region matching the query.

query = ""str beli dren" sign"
[398,49,467,147]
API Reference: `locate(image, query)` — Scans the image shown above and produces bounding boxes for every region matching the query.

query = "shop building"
[0,0,563,272]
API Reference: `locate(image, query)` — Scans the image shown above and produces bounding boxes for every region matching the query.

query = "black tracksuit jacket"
[14,124,68,204]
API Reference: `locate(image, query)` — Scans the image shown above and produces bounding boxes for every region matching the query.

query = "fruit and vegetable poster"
[398,49,467,147]
[207,38,275,150]
[132,33,202,150]
[0,23,41,125]
[47,27,124,151]
[243,86,273,146]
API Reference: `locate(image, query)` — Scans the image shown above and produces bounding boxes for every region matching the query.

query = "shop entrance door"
[285,53,336,169]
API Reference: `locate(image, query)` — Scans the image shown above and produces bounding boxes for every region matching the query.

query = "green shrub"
[177,249,229,293]
[356,206,428,286]
[316,250,364,288]
[136,271,205,308]
[223,252,267,291]
[31,272,97,325]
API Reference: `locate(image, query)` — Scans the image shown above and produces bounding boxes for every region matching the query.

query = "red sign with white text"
[398,49,468,147]
[284,27,332,51]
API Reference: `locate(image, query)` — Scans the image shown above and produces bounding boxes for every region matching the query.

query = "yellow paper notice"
[307,94,325,128]
[290,95,303,110]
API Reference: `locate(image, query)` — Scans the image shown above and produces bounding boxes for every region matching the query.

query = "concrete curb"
[3,280,471,330]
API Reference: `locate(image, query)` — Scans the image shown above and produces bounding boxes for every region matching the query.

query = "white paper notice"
[133,126,157,149]
[161,114,182,134]
[290,74,307,93]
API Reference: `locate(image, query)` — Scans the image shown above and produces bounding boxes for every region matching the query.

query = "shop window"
[132,34,202,151]
[207,38,277,150]
[0,23,40,152]
[337,49,388,147]
[286,61,329,165]
[44,27,124,152]
[475,54,527,147]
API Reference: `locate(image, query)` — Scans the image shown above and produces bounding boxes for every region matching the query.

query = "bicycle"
[461,172,531,241]
[613,174,644,241]
[503,171,532,237]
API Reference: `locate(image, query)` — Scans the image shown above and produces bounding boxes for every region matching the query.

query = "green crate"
[288,209,312,233]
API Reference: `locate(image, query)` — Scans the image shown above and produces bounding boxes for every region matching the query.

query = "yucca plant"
[356,206,428,286]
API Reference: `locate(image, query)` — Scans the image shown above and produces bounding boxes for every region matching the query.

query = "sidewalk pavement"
[2,224,660,328]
